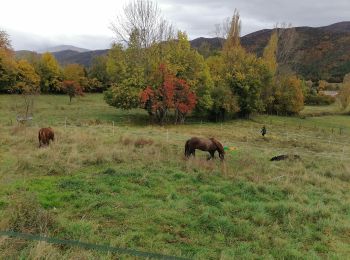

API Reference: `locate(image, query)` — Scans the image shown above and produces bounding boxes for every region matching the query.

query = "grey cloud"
[5,0,350,50]
[6,28,113,51]
[159,0,350,37]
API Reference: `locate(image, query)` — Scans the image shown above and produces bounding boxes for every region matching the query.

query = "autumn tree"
[37,53,62,93]
[262,30,278,76]
[272,75,304,114]
[12,60,40,122]
[140,64,196,124]
[63,63,88,90]
[164,31,213,116]
[0,29,17,92]
[221,10,270,117]
[262,27,304,115]
[223,9,241,51]
[338,75,350,110]
[61,80,84,103]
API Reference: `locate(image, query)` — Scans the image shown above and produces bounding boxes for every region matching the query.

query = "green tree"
[37,53,62,93]
[106,44,127,84]
[220,10,271,117]
[105,32,146,110]
[88,55,109,91]
[206,55,239,120]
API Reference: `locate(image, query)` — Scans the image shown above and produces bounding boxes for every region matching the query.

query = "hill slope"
[52,49,109,67]
[240,22,350,82]
[38,45,90,53]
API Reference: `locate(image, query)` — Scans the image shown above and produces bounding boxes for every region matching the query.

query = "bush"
[305,94,336,105]
[1,192,55,234]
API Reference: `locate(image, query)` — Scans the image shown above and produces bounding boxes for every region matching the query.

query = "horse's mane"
[210,138,225,154]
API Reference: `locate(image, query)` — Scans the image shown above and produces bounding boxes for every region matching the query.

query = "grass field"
[0,94,349,259]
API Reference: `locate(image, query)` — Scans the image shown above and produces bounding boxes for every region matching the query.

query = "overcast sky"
[1,0,349,51]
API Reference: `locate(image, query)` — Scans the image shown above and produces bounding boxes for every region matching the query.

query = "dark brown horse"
[38,127,55,147]
[185,137,225,160]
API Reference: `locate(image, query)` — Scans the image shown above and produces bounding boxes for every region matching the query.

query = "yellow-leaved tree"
[37,53,62,93]
[13,59,40,122]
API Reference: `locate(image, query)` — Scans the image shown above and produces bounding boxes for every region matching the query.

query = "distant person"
[261,126,267,137]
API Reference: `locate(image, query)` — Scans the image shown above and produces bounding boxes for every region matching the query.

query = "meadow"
[0,94,349,259]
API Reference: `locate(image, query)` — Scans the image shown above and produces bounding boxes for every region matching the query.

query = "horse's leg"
[208,151,215,160]
[191,149,195,157]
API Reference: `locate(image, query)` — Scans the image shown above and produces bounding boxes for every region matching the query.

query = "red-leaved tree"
[173,78,196,124]
[61,80,84,103]
[140,64,196,124]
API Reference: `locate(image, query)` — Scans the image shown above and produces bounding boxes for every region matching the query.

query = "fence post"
[112,121,115,136]
[65,117,67,129]
[166,129,169,142]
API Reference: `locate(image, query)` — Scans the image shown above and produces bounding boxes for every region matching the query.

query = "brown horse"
[185,137,225,160]
[38,127,55,147]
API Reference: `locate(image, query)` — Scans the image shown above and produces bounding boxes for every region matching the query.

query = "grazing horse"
[185,137,225,160]
[38,127,55,147]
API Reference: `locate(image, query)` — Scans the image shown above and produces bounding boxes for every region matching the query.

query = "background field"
[0,94,350,259]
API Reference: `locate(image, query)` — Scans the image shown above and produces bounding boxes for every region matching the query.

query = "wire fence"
[0,231,190,260]
[5,116,350,163]
[58,117,350,163]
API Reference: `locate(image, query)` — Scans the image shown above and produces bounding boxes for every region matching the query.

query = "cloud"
[159,0,350,37]
[1,0,349,50]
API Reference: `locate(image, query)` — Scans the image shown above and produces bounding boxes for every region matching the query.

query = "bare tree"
[213,17,231,39]
[0,29,12,51]
[275,23,297,73]
[111,0,174,48]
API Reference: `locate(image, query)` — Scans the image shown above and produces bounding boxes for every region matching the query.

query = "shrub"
[134,138,154,148]
[1,192,54,234]
[305,94,336,105]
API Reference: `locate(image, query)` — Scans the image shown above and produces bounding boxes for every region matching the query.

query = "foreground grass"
[0,94,349,259]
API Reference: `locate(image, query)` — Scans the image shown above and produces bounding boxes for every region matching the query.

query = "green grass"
[0,94,350,259]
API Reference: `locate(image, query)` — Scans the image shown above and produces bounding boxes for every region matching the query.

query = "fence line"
[60,119,350,151]
[0,231,190,260]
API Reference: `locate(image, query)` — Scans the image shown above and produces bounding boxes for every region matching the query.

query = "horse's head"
[210,138,225,161]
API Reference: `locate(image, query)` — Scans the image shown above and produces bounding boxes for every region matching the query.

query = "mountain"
[240,22,350,82]
[38,45,90,53]
[52,49,109,67]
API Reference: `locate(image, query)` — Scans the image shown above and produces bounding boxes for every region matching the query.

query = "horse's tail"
[185,140,190,157]
[210,138,225,159]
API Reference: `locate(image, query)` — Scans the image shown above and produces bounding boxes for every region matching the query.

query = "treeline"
[3,0,332,123]
[0,31,108,97]
[103,3,305,123]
